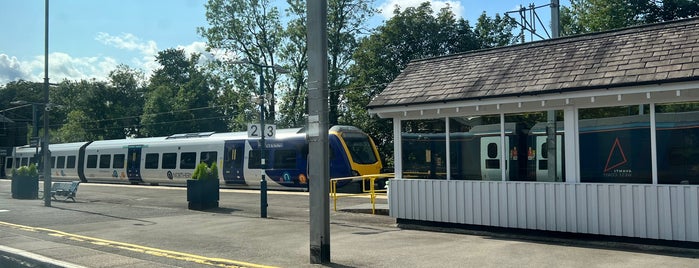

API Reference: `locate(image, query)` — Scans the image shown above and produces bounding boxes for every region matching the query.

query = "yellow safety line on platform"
[0,221,277,268]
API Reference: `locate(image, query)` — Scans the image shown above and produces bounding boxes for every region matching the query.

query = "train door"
[480,136,509,181]
[223,140,246,185]
[126,147,143,183]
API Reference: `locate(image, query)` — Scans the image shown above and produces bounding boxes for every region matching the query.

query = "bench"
[50,181,80,202]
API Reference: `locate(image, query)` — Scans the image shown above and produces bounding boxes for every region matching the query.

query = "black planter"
[11,175,39,199]
[187,179,219,210]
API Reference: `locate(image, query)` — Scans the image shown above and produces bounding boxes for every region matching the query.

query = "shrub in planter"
[11,164,39,199]
[187,162,220,210]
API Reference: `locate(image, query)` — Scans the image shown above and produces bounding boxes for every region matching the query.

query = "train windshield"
[341,132,378,164]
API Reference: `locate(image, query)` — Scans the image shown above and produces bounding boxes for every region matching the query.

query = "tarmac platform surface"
[1,179,698,268]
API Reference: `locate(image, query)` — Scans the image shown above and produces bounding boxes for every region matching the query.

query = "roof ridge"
[413,17,699,64]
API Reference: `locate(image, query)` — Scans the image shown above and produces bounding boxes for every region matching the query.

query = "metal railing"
[330,173,394,214]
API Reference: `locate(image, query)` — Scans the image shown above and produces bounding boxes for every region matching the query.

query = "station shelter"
[368,18,699,242]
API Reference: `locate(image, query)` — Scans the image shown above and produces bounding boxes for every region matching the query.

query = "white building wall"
[389,179,699,242]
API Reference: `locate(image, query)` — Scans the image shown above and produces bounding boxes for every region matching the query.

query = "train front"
[328,126,383,183]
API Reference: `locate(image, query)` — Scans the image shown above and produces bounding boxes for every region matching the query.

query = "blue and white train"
[3,126,384,190]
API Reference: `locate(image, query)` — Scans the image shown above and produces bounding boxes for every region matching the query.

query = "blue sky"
[0,0,567,85]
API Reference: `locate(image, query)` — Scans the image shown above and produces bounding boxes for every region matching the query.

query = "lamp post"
[233,59,288,218]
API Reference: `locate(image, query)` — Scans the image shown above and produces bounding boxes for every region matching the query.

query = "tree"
[141,49,225,137]
[199,0,285,124]
[107,65,146,138]
[327,0,374,126]
[561,0,699,36]
[277,0,308,128]
[474,12,518,48]
[345,3,488,164]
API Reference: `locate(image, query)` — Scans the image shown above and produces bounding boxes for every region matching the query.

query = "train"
[2,125,384,191]
[401,111,699,184]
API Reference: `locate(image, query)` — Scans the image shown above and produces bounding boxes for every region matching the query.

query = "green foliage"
[12,163,39,178]
[141,49,227,137]
[199,0,285,124]
[344,2,514,165]
[192,162,219,180]
[561,0,699,36]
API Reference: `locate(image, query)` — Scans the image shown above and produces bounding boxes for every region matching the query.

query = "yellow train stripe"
[0,221,277,268]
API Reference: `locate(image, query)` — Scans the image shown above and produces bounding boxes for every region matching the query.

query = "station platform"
[1,180,698,268]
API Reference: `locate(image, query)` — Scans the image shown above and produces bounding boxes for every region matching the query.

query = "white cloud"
[377,0,465,19]
[0,54,36,84]
[95,32,158,56]
[0,53,118,85]
[1,33,215,86]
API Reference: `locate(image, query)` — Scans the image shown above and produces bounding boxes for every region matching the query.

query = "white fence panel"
[389,179,699,242]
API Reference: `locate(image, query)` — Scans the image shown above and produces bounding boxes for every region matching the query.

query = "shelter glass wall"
[449,114,501,180]
[505,110,564,182]
[655,102,699,185]
[578,105,651,183]
[401,119,446,179]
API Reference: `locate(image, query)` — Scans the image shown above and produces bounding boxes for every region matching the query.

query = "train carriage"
[6,126,383,191]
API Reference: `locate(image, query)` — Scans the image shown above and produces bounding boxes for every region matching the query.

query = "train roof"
[82,128,306,149]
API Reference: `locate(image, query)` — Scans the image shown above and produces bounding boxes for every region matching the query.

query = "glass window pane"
[180,152,196,169]
[655,102,699,184]
[57,156,66,169]
[248,150,262,169]
[113,154,125,169]
[401,119,447,179]
[200,151,217,166]
[145,153,159,169]
[579,105,651,183]
[162,153,177,169]
[341,132,378,164]
[66,156,76,169]
[273,150,296,169]
[87,155,98,168]
[99,154,111,169]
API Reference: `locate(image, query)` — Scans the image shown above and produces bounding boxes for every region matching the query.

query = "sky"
[0,0,568,86]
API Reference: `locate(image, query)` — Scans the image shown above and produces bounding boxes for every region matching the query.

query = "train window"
[248,150,262,169]
[485,159,500,169]
[200,151,217,166]
[51,156,56,168]
[273,150,296,169]
[180,152,196,169]
[21,157,29,167]
[487,143,498,158]
[145,153,159,169]
[540,142,548,159]
[162,153,177,169]
[57,156,66,169]
[66,156,76,169]
[341,132,378,164]
[87,155,98,168]
[113,154,125,169]
[5,158,12,169]
[99,155,111,169]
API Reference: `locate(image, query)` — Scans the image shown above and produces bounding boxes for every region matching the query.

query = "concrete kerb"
[0,245,87,268]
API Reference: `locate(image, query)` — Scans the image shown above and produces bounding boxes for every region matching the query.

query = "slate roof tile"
[368,18,699,109]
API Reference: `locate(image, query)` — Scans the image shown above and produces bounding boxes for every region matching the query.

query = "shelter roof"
[368,18,699,110]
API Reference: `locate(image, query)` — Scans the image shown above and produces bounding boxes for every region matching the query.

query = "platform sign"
[248,124,276,139]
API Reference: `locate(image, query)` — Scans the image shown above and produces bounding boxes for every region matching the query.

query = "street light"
[233,59,289,218]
